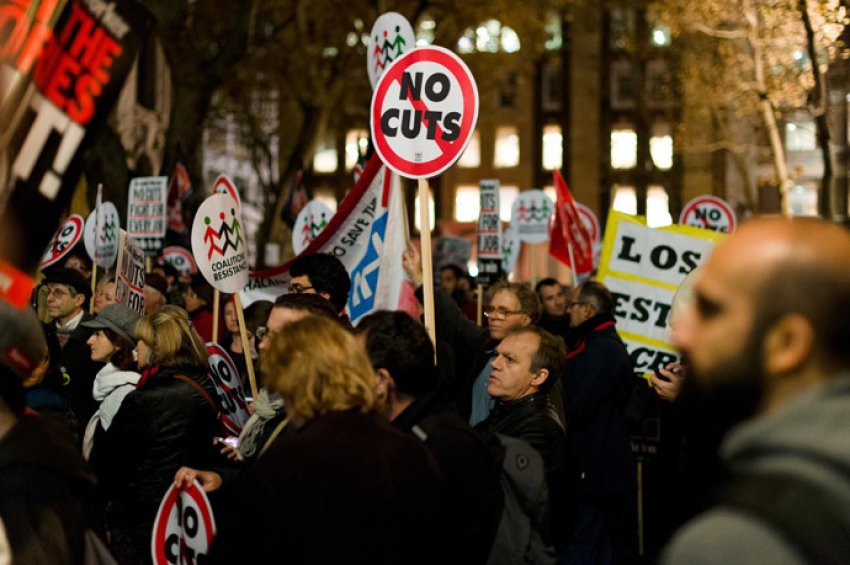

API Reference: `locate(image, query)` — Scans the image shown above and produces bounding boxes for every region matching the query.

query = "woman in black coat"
[96,305,221,565]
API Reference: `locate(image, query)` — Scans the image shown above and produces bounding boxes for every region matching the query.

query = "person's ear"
[530,368,550,388]
[374,367,394,399]
[763,314,814,375]
[319,291,332,303]
[74,292,86,309]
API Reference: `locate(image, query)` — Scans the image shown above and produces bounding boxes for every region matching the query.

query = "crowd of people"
[2,217,850,564]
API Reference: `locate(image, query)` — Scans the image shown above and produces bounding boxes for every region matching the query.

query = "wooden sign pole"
[233,292,258,399]
[418,179,436,348]
[212,289,220,343]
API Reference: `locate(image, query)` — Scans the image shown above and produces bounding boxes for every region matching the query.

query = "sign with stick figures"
[371,46,479,179]
[151,479,216,565]
[191,194,249,293]
[368,12,415,89]
[292,200,335,255]
[511,190,554,244]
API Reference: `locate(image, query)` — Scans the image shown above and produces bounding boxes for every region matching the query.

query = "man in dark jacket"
[42,267,103,441]
[474,326,569,545]
[0,300,108,563]
[359,310,503,564]
[562,281,635,564]
[535,277,572,343]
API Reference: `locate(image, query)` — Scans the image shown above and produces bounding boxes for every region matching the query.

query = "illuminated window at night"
[544,12,562,51]
[344,129,369,170]
[542,125,563,171]
[611,128,637,169]
[494,126,520,168]
[455,186,480,222]
[414,192,435,233]
[650,124,673,170]
[500,186,519,222]
[457,20,521,54]
[313,139,337,173]
[543,186,556,204]
[313,190,338,213]
[416,17,435,47]
[458,130,481,168]
[613,184,637,215]
[790,183,819,216]
[786,121,817,151]
[647,185,672,227]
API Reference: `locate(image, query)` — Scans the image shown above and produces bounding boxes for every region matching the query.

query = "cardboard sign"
[191,195,249,293]
[128,177,168,238]
[84,202,120,269]
[0,0,151,276]
[511,190,553,244]
[212,175,242,209]
[679,195,737,233]
[292,200,334,255]
[162,246,198,277]
[151,480,216,565]
[501,225,520,275]
[115,231,145,314]
[206,343,250,434]
[368,12,416,89]
[371,46,479,179]
[477,180,503,284]
[40,215,85,270]
[597,210,726,374]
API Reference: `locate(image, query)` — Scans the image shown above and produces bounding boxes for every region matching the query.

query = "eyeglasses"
[45,286,75,299]
[256,327,279,341]
[288,283,314,294]
[484,306,524,319]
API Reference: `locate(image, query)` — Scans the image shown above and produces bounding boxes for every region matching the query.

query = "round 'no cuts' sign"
[371,46,479,179]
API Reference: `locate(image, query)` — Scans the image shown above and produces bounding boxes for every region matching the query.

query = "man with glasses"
[562,281,635,564]
[288,254,351,318]
[41,268,103,442]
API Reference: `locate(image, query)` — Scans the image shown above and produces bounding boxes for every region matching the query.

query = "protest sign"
[434,237,471,270]
[114,231,145,314]
[84,202,120,269]
[0,0,151,286]
[371,46,479,179]
[477,179,503,284]
[40,214,85,270]
[212,174,242,209]
[241,154,418,325]
[292,200,334,255]
[501,225,521,275]
[368,12,416,88]
[151,480,216,565]
[679,195,737,233]
[207,343,251,434]
[162,246,197,277]
[597,210,726,374]
[128,176,167,255]
[511,190,553,244]
[191,194,249,294]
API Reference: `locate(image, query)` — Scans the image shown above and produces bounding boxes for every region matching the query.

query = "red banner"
[549,169,594,275]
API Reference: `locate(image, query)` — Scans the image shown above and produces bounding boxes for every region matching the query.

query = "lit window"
[458,31,475,54]
[542,125,562,171]
[345,129,369,170]
[647,185,672,227]
[790,183,819,216]
[543,186,556,204]
[454,186,480,222]
[458,20,520,53]
[613,184,637,215]
[501,27,521,53]
[458,130,481,168]
[650,124,673,170]
[494,126,520,168]
[786,121,817,151]
[414,192,435,233]
[500,186,519,222]
[313,190,338,213]
[611,128,637,169]
[544,12,562,51]
[416,17,435,47]
[313,139,337,173]
[651,25,671,47]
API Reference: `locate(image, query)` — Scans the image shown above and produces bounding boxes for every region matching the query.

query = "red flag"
[166,163,192,234]
[549,169,594,275]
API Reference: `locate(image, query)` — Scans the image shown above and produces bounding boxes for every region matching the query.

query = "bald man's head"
[675,218,850,416]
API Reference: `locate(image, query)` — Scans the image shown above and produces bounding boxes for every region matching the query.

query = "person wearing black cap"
[143,271,169,316]
[0,300,112,562]
[41,267,103,443]
[81,304,141,460]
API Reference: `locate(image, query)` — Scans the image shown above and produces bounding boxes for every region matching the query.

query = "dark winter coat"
[208,409,444,565]
[0,415,103,564]
[393,383,503,564]
[562,314,635,499]
[94,365,221,565]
